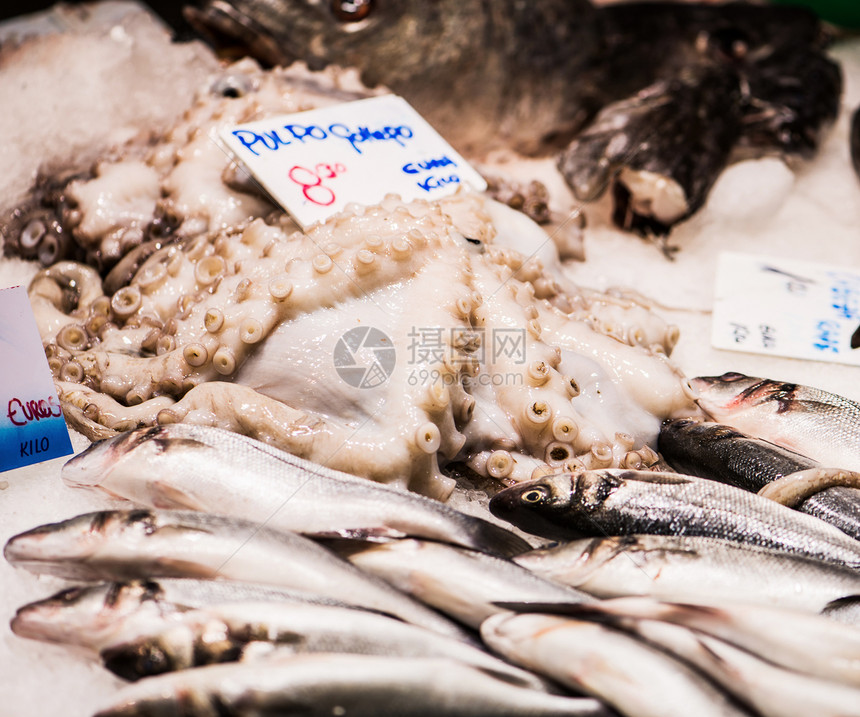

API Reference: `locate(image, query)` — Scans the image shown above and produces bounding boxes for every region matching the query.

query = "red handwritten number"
[288,164,346,206]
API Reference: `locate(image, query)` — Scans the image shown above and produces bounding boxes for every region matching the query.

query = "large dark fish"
[185,0,841,235]
[659,418,860,540]
[489,469,860,567]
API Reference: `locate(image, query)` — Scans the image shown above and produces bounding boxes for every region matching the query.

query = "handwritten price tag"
[219,95,487,229]
[712,252,860,366]
[0,285,72,473]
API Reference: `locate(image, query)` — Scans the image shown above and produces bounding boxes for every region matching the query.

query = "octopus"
[7,10,693,499]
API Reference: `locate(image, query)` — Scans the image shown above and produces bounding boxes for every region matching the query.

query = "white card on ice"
[712,252,860,366]
[0,285,72,472]
[219,95,487,229]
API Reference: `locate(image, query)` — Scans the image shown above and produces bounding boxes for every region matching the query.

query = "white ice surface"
[2,8,860,717]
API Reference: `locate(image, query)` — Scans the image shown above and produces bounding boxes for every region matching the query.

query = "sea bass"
[93,653,611,717]
[12,582,543,688]
[333,538,591,629]
[184,0,841,235]
[489,470,860,567]
[691,372,860,471]
[480,611,749,717]
[3,509,466,639]
[62,424,529,557]
[597,616,860,717]
[659,418,860,539]
[513,534,860,612]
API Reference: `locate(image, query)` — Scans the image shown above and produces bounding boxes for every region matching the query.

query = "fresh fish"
[3,509,466,639]
[691,372,860,472]
[513,534,860,612]
[480,611,749,717]
[605,616,860,717]
[93,653,611,717]
[659,418,860,539]
[488,469,860,567]
[62,424,529,557]
[332,538,591,629]
[12,582,543,688]
[537,596,860,688]
[183,0,840,235]
[10,579,354,653]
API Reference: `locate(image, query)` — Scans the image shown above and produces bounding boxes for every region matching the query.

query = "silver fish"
[691,372,860,472]
[12,581,543,688]
[3,509,466,639]
[611,617,860,717]
[659,418,860,539]
[489,469,860,567]
[542,596,860,688]
[513,534,860,612]
[62,424,529,557]
[481,611,749,717]
[335,538,591,629]
[93,653,611,717]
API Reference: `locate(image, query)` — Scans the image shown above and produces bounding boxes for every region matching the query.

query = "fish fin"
[150,481,207,512]
[823,594,860,612]
[469,520,532,558]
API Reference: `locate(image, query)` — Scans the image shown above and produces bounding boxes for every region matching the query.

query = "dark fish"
[659,418,860,540]
[185,0,841,236]
[489,469,860,567]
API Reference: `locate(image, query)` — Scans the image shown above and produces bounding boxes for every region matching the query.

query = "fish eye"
[330,0,374,22]
[521,486,548,504]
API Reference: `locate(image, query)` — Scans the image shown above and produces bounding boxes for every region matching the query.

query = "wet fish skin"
[614,617,860,717]
[4,509,467,640]
[549,596,860,688]
[659,418,860,540]
[691,372,860,472]
[481,611,749,717]
[94,653,612,717]
[513,534,860,613]
[62,424,530,558]
[334,537,591,629]
[13,581,544,687]
[489,469,860,567]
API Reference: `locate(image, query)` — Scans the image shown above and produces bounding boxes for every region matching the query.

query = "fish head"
[185,0,475,87]
[489,473,586,540]
[62,426,167,490]
[691,372,799,421]
[10,581,163,647]
[3,510,159,578]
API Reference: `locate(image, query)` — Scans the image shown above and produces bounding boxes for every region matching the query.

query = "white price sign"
[712,252,860,366]
[219,95,487,229]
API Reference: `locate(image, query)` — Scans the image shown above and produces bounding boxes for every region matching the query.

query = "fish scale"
[659,418,860,540]
[489,469,860,568]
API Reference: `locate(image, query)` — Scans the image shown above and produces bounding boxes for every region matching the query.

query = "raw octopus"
[18,51,692,498]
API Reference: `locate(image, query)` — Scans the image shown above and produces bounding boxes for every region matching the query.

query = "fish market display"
[481,612,747,717]
[62,423,529,557]
[94,653,611,717]
[659,418,860,539]
[513,534,860,612]
[4,509,466,639]
[185,0,842,235]
[489,469,860,567]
